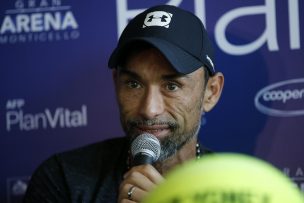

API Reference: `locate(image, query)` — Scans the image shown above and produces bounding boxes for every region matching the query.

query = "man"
[24,5,224,203]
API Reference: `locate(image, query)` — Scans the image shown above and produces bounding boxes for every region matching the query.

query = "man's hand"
[118,165,164,202]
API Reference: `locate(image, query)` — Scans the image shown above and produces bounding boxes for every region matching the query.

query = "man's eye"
[166,83,179,91]
[127,81,141,89]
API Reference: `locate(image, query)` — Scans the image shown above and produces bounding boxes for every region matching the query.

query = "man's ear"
[202,72,224,112]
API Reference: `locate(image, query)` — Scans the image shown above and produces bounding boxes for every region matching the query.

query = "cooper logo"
[254,78,304,117]
[143,11,173,28]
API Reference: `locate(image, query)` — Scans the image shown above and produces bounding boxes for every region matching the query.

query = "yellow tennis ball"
[144,153,303,203]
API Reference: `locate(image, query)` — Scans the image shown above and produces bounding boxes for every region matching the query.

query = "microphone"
[131,133,161,166]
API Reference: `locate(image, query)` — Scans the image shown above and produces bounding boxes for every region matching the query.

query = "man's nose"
[139,86,165,119]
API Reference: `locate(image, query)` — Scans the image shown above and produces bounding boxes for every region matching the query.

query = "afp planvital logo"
[6,99,88,132]
[254,78,304,117]
[0,0,80,44]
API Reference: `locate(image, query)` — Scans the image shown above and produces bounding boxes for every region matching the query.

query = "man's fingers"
[118,165,164,202]
[119,183,147,202]
[122,170,157,191]
[123,165,164,185]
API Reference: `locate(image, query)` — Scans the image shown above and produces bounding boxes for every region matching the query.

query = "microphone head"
[131,133,161,162]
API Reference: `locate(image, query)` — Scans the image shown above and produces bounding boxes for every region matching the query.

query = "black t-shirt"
[24,136,212,203]
[24,137,129,203]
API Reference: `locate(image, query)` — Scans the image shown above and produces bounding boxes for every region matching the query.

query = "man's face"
[114,47,206,161]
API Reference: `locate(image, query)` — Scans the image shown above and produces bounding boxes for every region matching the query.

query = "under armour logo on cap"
[143,11,173,28]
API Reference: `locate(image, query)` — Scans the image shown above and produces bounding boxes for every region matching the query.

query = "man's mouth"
[135,125,171,138]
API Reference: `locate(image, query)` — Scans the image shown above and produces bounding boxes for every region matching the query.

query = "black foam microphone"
[131,133,161,166]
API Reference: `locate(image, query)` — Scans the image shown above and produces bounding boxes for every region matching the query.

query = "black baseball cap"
[108,5,216,75]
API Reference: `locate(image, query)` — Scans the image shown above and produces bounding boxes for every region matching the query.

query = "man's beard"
[157,121,200,161]
[123,117,201,162]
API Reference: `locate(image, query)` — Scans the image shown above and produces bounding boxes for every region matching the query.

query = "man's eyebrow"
[162,73,190,80]
[118,69,141,80]
[118,68,190,80]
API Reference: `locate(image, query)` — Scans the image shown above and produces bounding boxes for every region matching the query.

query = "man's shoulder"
[33,136,128,187]
[56,136,129,169]
[59,136,129,159]
[25,137,128,202]
[35,136,129,177]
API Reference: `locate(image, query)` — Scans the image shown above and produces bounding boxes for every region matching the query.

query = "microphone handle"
[133,152,154,166]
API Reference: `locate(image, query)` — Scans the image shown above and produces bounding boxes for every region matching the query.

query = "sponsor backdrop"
[0,0,303,202]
